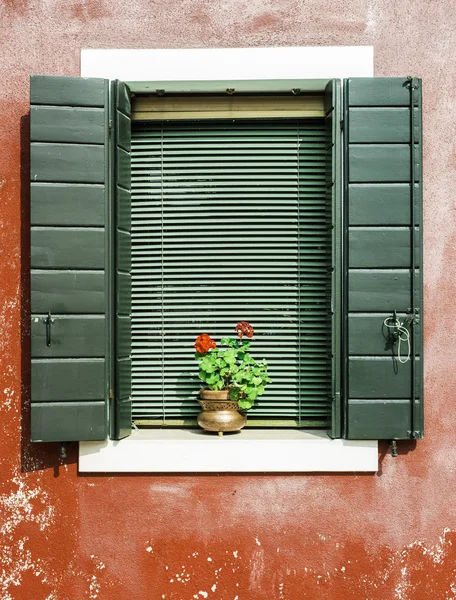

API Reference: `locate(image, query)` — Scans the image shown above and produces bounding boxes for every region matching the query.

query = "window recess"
[130,115,332,428]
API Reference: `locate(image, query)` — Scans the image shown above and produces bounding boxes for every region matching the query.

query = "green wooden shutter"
[343,77,423,440]
[112,80,132,439]
[325,80,342,438]
[130,118,332,426]
[30,75,109,442]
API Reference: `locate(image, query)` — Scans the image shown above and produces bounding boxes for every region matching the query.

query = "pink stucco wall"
[1,1,456,598]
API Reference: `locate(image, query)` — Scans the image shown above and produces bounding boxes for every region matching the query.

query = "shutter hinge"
[406,76,419,91]
[407,430,422,439]
[109,389,114,400]
[405,308,420,325]
[340,120,344,132]
[108,119,113,135]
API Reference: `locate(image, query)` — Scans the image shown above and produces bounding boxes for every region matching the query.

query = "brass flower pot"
[197,389,246,435]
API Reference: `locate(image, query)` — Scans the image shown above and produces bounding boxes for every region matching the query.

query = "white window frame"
[79,46,378,473]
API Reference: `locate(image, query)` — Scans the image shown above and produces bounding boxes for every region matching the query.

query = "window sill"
[78,429,378,473]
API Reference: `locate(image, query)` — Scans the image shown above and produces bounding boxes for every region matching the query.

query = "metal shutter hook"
[43,312,54,347]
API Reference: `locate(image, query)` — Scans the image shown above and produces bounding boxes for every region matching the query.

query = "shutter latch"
[42,311,54,347]
[383,310,413,363]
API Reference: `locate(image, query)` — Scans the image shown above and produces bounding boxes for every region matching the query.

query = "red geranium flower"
[194,333,217,354]
[235,321,254,339]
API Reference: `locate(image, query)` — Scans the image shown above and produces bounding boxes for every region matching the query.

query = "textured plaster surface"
[1,0,456,598]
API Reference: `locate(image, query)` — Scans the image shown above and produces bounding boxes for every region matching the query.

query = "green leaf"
[206,373,220,385]
[201,358,215,373]
[230,388,239,401]
[224,349,236,365]
[238,399,254,410]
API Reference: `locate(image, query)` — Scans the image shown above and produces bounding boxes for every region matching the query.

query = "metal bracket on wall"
[390,440,398,457]
[60,442,70,459]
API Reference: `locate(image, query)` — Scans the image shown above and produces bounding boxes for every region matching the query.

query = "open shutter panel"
[113,80,132,439]
[324,80,342,438]
[343,77,423,440]
[30,76,109,442]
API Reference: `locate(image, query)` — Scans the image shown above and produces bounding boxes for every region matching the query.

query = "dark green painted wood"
[117,357,132,399]
[349,270,419,312]
[348,184,421,226]
[325,79,342,439]
[30,75,106,108]
[113,80,132,440]
[117,186,131,231]
[31,183,105,226]
[115,398,132,439]
[117,111,131,152]
[348,108,420,143]
[31,143,105,183]
[116,80,131,116]
[31,359,105,401]
[31,227,104,269]
[31,316,105,358]
[117,317,131,357]
[30,106,105,144]
[344,77,423,441]
[349,145,420,183]
[324,79,335,114]
[349,314,421,356]
[347,399,417,439]
[116,272,131,315]
[30,75,109,444]
[349,228,419,268]
[117,231,131,272]
[346,77,416,107]
[31,271,105,314]
[349,357,421,398]
[117,147,131,190]
[31,401,106,442]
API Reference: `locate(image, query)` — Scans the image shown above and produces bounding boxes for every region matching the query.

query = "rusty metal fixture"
[197,389,246,435]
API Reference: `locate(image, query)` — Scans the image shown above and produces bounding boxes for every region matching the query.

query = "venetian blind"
[131,118,331,426]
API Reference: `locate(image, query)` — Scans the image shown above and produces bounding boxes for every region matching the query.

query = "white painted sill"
[79,429,378,473]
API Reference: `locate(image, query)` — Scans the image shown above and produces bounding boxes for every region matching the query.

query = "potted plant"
[194,321,272,435]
